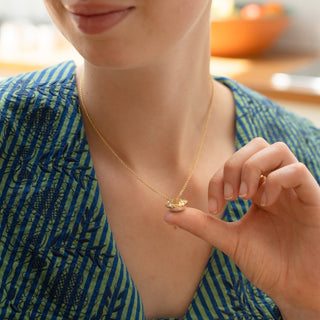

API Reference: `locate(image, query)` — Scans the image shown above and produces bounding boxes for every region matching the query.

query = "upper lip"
[65,3,133,16]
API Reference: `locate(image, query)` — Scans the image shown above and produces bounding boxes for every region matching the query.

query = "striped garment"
[0,61,319,320]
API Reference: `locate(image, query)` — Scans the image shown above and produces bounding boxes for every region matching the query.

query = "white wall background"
[0,0,49,22]
[0,0,319,52]
[234,0,320,53]
[277,0,320,52]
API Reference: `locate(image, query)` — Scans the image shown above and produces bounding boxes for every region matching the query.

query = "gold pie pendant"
[165,198,188,212]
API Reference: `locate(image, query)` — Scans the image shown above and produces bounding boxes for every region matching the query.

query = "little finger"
[260,162,320,207]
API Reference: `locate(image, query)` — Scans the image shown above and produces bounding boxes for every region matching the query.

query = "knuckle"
[242,158,260,174]
[251,137,268,147]
[224,157,239,173]
[293,162,308,175]
[272,141,290,154]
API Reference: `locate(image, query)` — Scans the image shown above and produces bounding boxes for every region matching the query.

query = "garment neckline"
[67,60,253,319]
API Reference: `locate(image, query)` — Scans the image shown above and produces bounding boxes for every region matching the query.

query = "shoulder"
[0,60,76,109]
[216,76,320,144]
[215,76,301,124]
[216,76,320,180]
[0,61,78,142]
[0,61,77,114]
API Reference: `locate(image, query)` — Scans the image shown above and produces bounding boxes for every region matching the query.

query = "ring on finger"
[259,174,266,186]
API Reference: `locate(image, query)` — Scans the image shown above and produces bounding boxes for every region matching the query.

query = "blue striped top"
[0,61,319,320]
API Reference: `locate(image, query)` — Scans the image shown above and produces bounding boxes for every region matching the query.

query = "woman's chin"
[81,50,158,71]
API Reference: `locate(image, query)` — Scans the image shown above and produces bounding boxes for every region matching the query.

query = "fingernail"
[164,212,180,229]
[208,198,218,214]
[239,181,248,197]
[224,183,233,200]
[164,211,174,222]
[260,192,267,206]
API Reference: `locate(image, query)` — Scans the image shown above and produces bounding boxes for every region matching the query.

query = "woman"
[0,0,319,319]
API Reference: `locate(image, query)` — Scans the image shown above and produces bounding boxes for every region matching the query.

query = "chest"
[81,99,235,318]
[91,156,224,319]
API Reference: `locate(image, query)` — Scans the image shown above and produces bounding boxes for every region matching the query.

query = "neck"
[77,20,212,171]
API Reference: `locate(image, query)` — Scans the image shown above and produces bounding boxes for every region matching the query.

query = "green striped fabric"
[0,62,143,320]
[0,61,319,319]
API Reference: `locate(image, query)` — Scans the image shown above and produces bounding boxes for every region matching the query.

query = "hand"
[164,138,320,317]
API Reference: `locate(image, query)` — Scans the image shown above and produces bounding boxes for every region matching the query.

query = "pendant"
[165,198,188,212]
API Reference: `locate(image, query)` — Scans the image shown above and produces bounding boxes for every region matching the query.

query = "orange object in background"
[210,15,290,57]
[240,4,264,20]
[262,2,285,17]
[240,2,285,20]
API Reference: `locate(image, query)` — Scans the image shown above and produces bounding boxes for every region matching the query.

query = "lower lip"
[71,8,133,35]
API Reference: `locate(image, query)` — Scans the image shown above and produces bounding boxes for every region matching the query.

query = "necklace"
[78,74,214,211]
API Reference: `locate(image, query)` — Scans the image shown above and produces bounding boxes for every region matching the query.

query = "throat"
[77,66,214,177]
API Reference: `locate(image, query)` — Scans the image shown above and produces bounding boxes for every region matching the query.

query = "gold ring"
[258,174,266,186]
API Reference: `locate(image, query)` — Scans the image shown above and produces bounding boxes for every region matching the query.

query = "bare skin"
[165,138,320,319]
[43,0,320,319]
[80,77,236,319]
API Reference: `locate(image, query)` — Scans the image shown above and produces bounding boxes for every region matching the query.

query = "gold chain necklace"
[78,74,214,211]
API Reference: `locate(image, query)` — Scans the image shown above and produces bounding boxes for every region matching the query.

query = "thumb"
[164,207,238,259]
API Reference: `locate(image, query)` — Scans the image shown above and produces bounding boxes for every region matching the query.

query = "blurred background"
[228,0,320,53]
[0,0,319,123]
